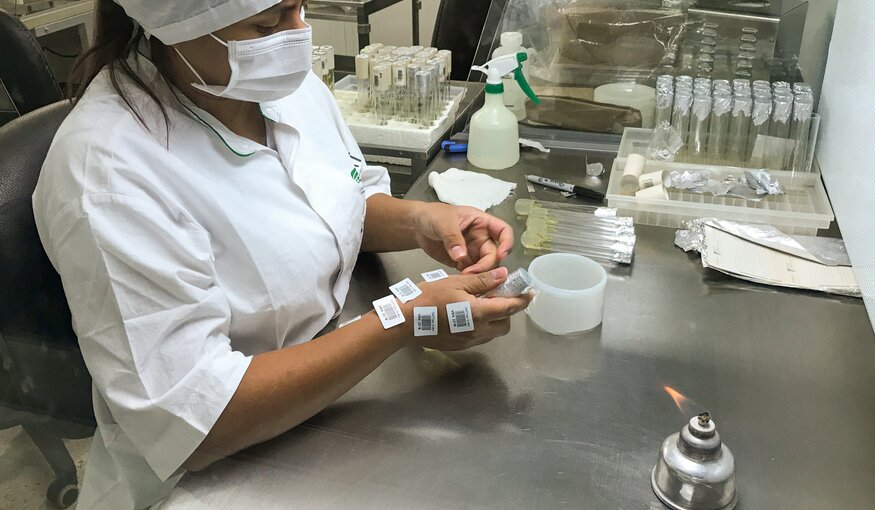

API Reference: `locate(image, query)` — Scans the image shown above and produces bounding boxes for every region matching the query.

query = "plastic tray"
[333,75,465,154]
[606,157,835,235]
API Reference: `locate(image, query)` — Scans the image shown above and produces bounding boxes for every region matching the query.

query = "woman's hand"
[413,202,514,274]
[400,267,533,351]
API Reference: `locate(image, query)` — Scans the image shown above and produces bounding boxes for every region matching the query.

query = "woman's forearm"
[361,194,424,252]
[184,311,407,471]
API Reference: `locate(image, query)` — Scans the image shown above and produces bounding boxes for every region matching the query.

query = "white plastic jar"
[526,253,607,335]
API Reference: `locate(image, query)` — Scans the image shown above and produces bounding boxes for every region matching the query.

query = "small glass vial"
[318,45,336,90]
[355,54,371,113]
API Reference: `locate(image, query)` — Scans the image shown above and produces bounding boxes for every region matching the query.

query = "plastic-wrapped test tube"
[688,92,712,162]
[707,90,732,164]
[655,81,674,128]
[793,83,813,96]
[728,91,752,165]
[414,70,432,128]
[675,75,693,89]
[319,45,336,90]
[437,49,452,102]
[354,54,370,113]
[791,94,814,174]
[672,90,693,161]
[373,63,392,125]
[378,45,397,55]
[732,79,751,93]
[767,92,793,169]
[748,91,773,167]
[406,63,422,123]
[712,79,731,93]
[484,268,533,298]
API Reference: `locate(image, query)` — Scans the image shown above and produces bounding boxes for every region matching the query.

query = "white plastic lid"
[355,54,370,79]
[500,31,523,48]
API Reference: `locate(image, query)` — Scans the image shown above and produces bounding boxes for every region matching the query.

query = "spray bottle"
[467,52,540,170]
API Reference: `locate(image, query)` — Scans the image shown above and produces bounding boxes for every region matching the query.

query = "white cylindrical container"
[594,83,657,128]
[620,153,647,195]
[526,253,607,335]
[635,184,669,199]
[639,170,670,189]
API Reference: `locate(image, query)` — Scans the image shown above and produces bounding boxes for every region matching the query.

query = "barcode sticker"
[421,269,449,282]
[413,306,438,337]
[373,296,405,329]
[446,301,474,334]
[389,278,423,303]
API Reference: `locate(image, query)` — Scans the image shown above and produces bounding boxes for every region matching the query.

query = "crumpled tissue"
[428,168,517,211]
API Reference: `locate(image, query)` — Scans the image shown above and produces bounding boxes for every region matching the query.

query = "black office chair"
[0,101,95,508]
[0,9,64,126]
[432,0,505,81]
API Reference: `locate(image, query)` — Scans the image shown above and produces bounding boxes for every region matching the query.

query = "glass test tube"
[728,91,752,165]
[406,63,422,123]
[437,49,452,104]
[392,60,408,120]
[319,45,336,90]
[767,92,793,169]
[414,70,432,128]
[707,91,732,164]
[672,90,693,161]
[748,91,773,167]
[655,83,674,128]
[373,63,392,125]
[791,94,814,174]
[688,92,712,163]
[354,54,370,113]
[313,50,330,88]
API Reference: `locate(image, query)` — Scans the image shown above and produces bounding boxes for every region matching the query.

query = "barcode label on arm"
[389,278,423,303]
[446,301,474,334]
[372,296,405,329]
[421,269,449,282]
[413,306,438,336]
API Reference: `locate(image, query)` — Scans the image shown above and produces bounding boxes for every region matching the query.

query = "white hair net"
[114,0,283,44]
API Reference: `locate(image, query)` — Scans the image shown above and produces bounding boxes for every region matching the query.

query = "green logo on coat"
[350,167,362,183]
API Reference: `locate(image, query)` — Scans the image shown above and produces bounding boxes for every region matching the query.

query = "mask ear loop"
[172,34,228,87]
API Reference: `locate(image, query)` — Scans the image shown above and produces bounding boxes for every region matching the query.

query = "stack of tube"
[515,199,635,265]
[659,74,816,171]
[312,45,336,91]
[353,44,453,128]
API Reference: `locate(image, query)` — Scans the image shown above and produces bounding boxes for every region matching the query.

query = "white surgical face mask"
[175,26,312,103]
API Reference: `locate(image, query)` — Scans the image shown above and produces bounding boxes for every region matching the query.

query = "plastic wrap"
[676,217,856,288]
[648,121,684,161]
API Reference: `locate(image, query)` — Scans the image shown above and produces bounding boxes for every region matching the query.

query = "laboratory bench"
[162,149,875,509]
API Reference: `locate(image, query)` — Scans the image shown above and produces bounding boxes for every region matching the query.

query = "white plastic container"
[608,128,835,235]
[468,91,519,170]
[594,83,657,128]
[527,254,607,335]
[492,32,528,120]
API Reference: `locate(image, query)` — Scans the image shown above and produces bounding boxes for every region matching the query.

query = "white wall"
[817,0,875,330]
[311,0,440,56]
[798,0,839,104]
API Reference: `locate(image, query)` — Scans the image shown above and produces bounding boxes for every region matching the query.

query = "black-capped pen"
[526,175,605,201]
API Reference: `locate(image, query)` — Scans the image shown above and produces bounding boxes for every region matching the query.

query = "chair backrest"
[0,9,63,118]
[432,0,504,81]
[0,100,93,424]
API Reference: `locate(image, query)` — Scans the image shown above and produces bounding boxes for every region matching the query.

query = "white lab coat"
[32,56,390,509]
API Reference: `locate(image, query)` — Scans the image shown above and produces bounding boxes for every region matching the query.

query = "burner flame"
[663,386,707,417]
[664,386,688,411]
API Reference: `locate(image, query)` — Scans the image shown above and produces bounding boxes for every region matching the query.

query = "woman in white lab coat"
[31,0,531,508]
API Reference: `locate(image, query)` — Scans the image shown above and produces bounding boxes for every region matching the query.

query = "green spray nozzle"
[513,52,540,105]
[471,52,540,104]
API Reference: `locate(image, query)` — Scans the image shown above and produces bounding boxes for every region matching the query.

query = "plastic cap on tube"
[500,31,523,47]
[355,54,370,79]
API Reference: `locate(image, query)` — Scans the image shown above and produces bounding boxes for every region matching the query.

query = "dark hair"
[67,0,170,131]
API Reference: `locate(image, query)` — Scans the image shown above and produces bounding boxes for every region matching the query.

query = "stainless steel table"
[163,150,875,509]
